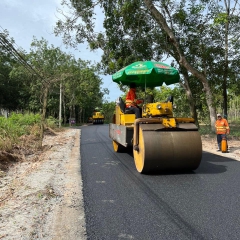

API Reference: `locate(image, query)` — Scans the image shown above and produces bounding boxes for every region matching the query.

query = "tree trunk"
[62,88,66,125]
[146,94,154,103]
[73,104,76,119]
[83,108,85,123]
[180,69,199,127]
[79,108,82,124]
[144,0,216,131]
[78,107,81,124]
[59,82,62,128]
[223,5,230,119]
[40,84,49,148]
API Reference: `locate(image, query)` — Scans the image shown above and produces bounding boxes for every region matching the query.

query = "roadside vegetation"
[199,120,240,139]
[0,112,62,174]
[0,113,58,152]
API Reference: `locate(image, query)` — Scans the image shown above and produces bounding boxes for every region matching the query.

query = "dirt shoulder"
[201,135,240,161]
[0,128,86,240]
[0,129,239,239]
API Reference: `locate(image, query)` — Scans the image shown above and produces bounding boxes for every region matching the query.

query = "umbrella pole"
[144,76,146,102]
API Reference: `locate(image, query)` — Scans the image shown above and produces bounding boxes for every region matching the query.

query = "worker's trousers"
[126,106,141,119]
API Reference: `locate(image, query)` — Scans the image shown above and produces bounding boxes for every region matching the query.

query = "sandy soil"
[0,128,239,239]
[0,128,86,240]
[201,135,240,161]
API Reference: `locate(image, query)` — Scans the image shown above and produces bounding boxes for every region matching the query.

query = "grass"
[199,124,240,139]
[0,113,59,151]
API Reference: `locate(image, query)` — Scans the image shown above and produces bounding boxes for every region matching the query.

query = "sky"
[0,0,123,102]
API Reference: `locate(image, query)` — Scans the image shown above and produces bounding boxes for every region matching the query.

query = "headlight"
[157,104,161,110]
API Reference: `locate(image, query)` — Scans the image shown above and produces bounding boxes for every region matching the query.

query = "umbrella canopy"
[112,61,180,88]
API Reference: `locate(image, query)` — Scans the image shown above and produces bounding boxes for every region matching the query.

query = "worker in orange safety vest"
[215,113,230,151]
[125,82,143,119]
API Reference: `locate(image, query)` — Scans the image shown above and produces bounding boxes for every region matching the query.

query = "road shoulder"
[0,128,86,239]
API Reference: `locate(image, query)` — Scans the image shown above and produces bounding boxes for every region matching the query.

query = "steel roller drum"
[133,124,202,173]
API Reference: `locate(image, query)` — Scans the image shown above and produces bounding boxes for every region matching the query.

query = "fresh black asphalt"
[80,124,240,240]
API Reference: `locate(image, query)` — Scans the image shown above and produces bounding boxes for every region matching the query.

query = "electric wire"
[0,26,45,81]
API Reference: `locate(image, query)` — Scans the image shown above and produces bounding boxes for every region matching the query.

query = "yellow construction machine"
[109,61,202,174]
[92,108,104,124]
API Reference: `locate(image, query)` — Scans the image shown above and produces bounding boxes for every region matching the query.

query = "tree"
[212,0,240,119]
[55,0,240,131]
[27,38,67,144]
[102,101,116,123]
[1,29,108,135]
[0,31,30,111]
[60,58,105,123]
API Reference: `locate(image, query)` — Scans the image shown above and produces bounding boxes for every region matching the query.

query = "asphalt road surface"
[80,124,240,240]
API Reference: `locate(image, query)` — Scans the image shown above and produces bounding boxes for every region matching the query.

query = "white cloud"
[0,0,123,101]
[1,0,21,8]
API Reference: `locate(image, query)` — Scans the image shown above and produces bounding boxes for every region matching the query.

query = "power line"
[0,37,31,73]
[0,27,44,80]
[0,38,35,80]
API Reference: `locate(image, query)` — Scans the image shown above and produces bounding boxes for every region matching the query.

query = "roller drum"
[134,125,202,173]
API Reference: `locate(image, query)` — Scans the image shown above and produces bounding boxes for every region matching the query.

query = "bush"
[9,112,41,126]
[0,113,42,151]
[199,123,240,139]
[198,125,214,136]
[46,116,58,129]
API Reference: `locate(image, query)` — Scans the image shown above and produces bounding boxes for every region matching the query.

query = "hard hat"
[217,113,221,117]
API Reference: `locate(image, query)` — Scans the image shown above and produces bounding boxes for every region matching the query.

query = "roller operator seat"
[118,97,134,114]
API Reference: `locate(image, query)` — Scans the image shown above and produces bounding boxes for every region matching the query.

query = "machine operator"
[125,83,143,119]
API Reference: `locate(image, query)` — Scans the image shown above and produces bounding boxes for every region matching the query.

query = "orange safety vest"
[215,118,230,134]
[125,88,143,108]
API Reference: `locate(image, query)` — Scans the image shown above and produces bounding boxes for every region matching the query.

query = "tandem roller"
[109,98,202,174]
[109,61,202,174]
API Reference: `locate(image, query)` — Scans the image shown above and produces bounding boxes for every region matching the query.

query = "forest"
[55,0,240,129]
[1,0,240,133]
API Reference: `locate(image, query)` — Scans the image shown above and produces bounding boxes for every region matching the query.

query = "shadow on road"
[194,151,235,174]
[124,150,230,175]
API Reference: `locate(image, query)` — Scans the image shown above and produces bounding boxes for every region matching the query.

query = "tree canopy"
[0,33,106,124]
[55,0,240,129]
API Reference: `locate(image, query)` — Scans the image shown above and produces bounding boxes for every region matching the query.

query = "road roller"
[109,61,202,173]
[109,96,202,174]
[92,109,104,124]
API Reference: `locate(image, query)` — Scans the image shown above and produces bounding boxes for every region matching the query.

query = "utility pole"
[59,82,62,128]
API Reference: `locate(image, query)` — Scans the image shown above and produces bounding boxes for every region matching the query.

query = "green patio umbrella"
[112,61,180,88]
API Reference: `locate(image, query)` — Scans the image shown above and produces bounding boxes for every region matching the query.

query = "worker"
[125,82,143,119]
[215,113,230,151]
